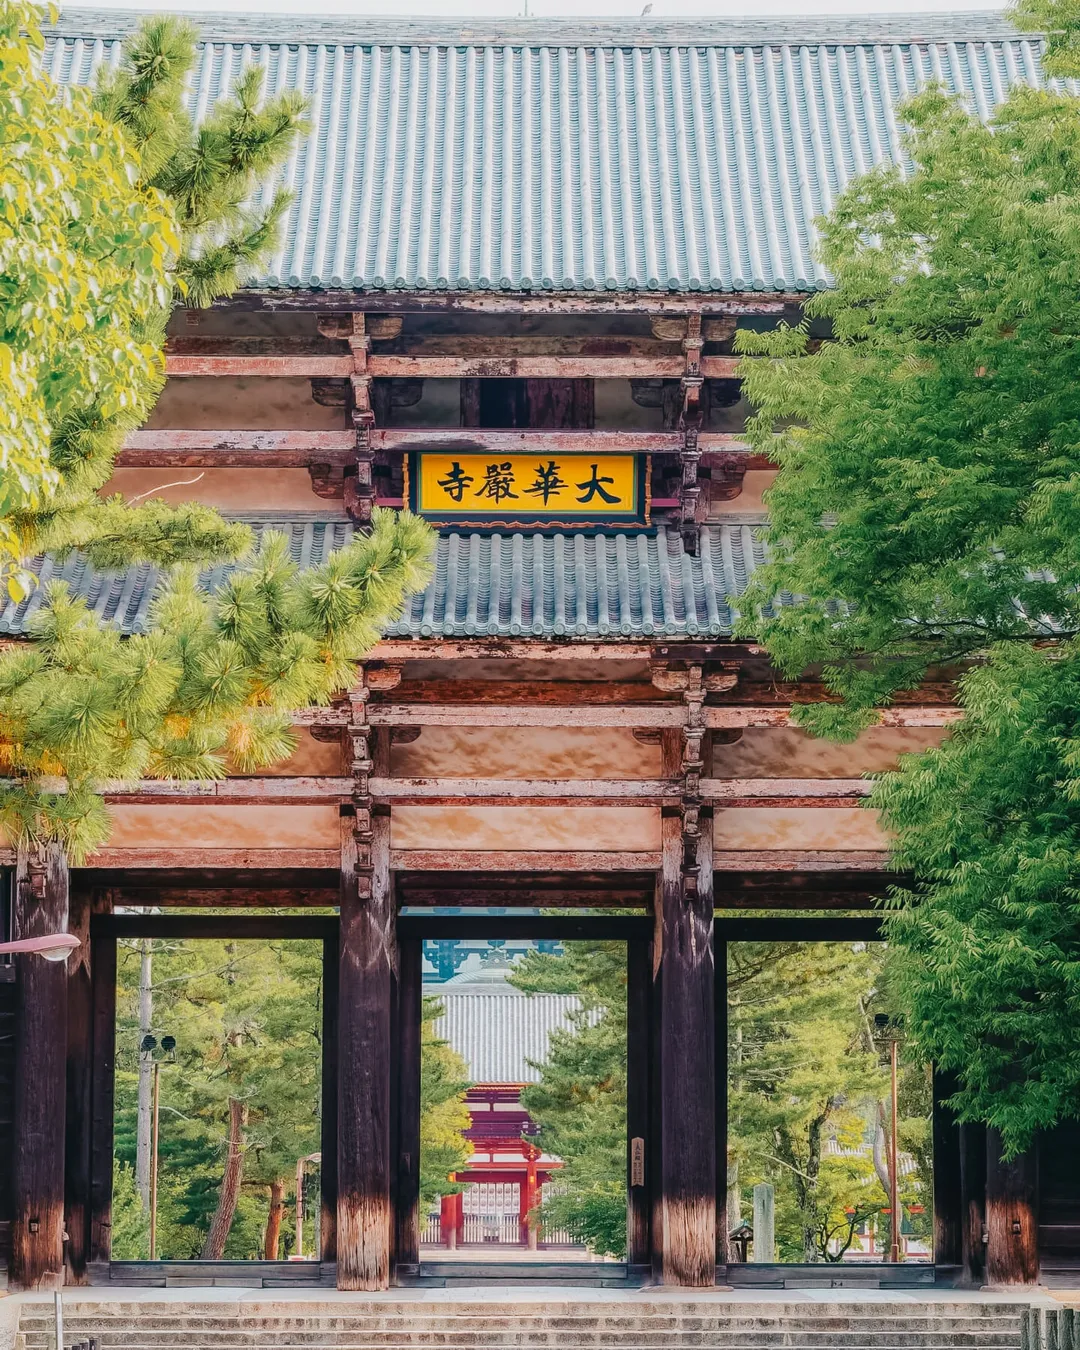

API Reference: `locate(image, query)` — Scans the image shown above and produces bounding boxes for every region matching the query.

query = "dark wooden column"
[394,935,422,1270]
[985,1128,1039,1286]
[88,919,117,1270]
[931,1067,963,1269]
[654,715,716,1286]
[959,1121,987,1285]
[715,928,728,1271]
[64,883,96,1284]
[625,936,651,1266]
[320,927,339,1263]
[11,843,69,1290]
[337,804,395,1290]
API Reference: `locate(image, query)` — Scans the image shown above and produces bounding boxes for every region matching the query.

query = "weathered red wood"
[985,1128,1039,1286]
[368,705,685,728]
[370,356,688,379]
[64,884,94,1284]
[222,290,801,316]
[390,849,662,872]
[368,777,681,803]
[402,335,682,357]
[626,937,652,1266]
[86,848,340,869]
[337,810,394,1290]
[102,777,352,803]
[376,680,676,706]
[11,844,69,1290]
[699,357,741,378]
[118,430,356,467]
[714,850,891,871]
[166,355,354,377]
[705,707,963,728]
[655,800,716,1285]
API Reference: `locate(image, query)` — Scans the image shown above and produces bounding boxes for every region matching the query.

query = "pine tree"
[0,6,434,858]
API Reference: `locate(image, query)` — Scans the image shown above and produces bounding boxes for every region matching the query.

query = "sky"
[63,0,1011,18]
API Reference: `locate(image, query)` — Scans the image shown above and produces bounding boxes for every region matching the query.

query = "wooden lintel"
[705,707,962,729]
[83,848,339,869]
[699,356,741,379]
[215,290,802,316]
[368,776,680,803]
[118,428,356,468]
[389,850,662,871]
[369,355,688,379]
[366,703,955,729]
[395,336,684,358]
[713,850,891,871]
[166,355,354,378]
[101,777,352,804]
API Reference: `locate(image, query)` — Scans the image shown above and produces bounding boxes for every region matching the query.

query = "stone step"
[17,1333,1024,1349]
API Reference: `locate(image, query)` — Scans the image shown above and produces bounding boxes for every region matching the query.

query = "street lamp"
[0,933,80,961]
[873,1013,905,1264]
[141,1034,176,1260]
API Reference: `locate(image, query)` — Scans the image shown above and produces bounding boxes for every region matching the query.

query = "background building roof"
[0,517,776,641]
[430,984,588,1084]
[42,9,1067,295]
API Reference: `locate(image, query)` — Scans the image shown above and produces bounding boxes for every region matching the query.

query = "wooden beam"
[369,777,680,804]
[373,429,760,456]
[396,914,653,940]
[102,777,352,804]
[337,810,394,1291]
[76,867,340,896]
[166,355,354,377]
[705,707,963,729]
[369,705,685,728]
[960,1121,987,1286]
[714,850,892,871]
[699,357,740,379]
[398,336,684,358]
[84,848,340,869]
[217,290,801,316]
[118,429,356,468]
[396,870,654,909]
[93,914,338,941]
[985,1128,1039,1287]
[320,928,339,1264]
[11,844,69,1290]
[369,355,687,379]
[626,937,652,1266]
[390,849,662,872]
[374,681,677,706]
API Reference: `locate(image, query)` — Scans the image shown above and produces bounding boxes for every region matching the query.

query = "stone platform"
[2,1286,1052,1350]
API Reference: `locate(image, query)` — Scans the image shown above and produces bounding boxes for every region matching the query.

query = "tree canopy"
[0,6,434,859]
[733,0,1080,1151]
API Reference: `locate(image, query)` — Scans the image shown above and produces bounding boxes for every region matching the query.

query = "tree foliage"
[731,6,1080,1151]
[0,7,434,857]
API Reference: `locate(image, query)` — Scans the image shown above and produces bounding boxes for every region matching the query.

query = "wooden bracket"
[679,314,705,552]
[650,664,739,694]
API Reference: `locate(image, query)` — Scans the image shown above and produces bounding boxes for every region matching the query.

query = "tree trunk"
[264,1179,285,1260]
[872,1103,892,1199]
[802,1114,826,1263]
[136,940,153,1209]
[201,1097,248,1259]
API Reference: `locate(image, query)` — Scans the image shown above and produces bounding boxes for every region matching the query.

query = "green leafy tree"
[419,995,472,1211]
[0,7,434,859]
[730,0,1080,1152]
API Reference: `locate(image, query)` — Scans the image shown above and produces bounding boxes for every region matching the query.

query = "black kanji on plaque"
[575,463,620,505]
[475,461,519,503]
[524,460,568,505]
[436,460,475,502]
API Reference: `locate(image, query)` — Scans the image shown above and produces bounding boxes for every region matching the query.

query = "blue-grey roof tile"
[42,10,1071,295]
[0,520,769,642]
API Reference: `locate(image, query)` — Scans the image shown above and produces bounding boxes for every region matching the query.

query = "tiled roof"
[42,10,1067,295]
[0,518,769,641]
[431,986,590,1084]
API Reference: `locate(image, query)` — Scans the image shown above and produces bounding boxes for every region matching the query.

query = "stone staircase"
[14,1298,1030,1350]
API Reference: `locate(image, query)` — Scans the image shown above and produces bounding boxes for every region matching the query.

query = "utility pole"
[874,1014,905,1263]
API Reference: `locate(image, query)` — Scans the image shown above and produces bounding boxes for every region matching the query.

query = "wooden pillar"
[394,935,422,1269]
[64,884,94,1284]
[932,1067,963,1269]
[11,844,70,1290]
[715,928,729,1270]
[320,927,339,1263]
[625,937,651,1267]
[654,721,715,1286]
[985,1128,1039,1286]
[337,804,395,1290]
[88,918,116,1268]
[959,1119,987,1286]
[440,1190,461,1250]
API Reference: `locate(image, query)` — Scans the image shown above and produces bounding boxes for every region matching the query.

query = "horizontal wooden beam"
[216,291,801,316]
[397,914,653,940]
[84,848,340,869]
[366,703,958,729]
[372,428,757,454]
[369,776,680,804]
[390,849,662,871]
[101,776,351,803]
[118,429,356,468]
[718,916,884,941]
[368,355,688,379]
[166,354,354,378]
[93,914,338,940]
[714,850,892,871]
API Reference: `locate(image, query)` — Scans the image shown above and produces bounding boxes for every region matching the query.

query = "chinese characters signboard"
[407,452,649,529]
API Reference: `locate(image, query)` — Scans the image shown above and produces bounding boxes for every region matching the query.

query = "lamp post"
[140,1033,176,1259]
[873,1013,905,1263]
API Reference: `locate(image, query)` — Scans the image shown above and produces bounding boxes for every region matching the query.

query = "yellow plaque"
[408,452,648,528]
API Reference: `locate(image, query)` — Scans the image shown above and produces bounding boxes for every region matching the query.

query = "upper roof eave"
[44,7,1029,49]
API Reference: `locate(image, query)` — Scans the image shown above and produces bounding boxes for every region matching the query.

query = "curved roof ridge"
[44,7,1029,49]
